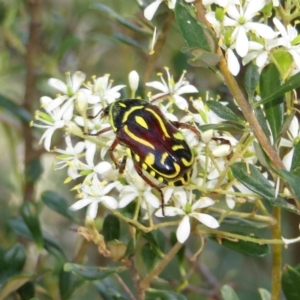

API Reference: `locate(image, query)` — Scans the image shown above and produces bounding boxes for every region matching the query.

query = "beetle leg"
[109,138,122,169]
[172,121,201,136]
[119,155,127,174]
[85,126,112,136]
[132,160,165,216]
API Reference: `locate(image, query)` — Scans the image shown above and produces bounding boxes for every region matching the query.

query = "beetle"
[89,98,200,214]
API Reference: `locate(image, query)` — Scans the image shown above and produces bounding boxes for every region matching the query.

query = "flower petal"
[191,213,220,228]
[176,215,191,243]
[144,0,163,20]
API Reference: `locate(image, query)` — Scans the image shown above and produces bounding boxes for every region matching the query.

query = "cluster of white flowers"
[31,68,262,243]
[144,0,300,76]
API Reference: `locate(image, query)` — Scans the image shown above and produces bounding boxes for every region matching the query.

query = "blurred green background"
[0,0,299,299]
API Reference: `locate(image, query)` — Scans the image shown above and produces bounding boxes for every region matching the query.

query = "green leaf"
[253,142,270,170]
[282,265,300,300]
[25,158,43,184]
[258,288,271,300]
[95,280,127,299]
[0,244,26,284]
[244,64,260,101]
[21,201,44,249]
[146,288,187,300]
[113,33,145,50]
[92,4,150,35]
[206,101,244,124]
[124,237,136,258]
[141,243,158,272]
[9,217,67,261]
[0,274,32,300]
[268,197,300,215]
[210,232,270,257]
[174,1,211,51]
[253,72,300,107]
[63,263,118,281]
[17,281,35,300]
[0,94,32,123]
[196,123,245,133]
[254,106,271,140]
[278,170,300,202]
[41,190,79,223]
[291,142,300,176]
[143,229,165,254]
[260,63,284,141]
[220,216,270,229]
[59,268,84,300]
[103,214,120,242]
[230,162,275,199]
[220,285,239,300]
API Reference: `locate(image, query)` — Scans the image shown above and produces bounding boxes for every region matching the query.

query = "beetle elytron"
[90,99,199,214]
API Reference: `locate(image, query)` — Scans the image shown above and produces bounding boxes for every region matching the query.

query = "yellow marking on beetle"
[124,125,155,149]
[158,176,164,183]
[145,108,170,138]
[173,132,184,140]
[134,154,140,162]
[135,116,148,129]
[181,157,194,167]
[172,144,185,151]
[126,148,132,158]
[145,153,155,166]
[142,163,148,170]
[160,152,169,165]
[150,170,156,177]
[119,102,127,107]
[122,105,144,123]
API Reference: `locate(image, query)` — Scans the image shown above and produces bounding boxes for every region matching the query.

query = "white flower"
[54,135,85,179]
[273,17,300,70]
[146,68,198,110]
[223,1,277,57]
[155,194,219,243]
[80,141,113,184]
[282,224,300,245]
[279,116,299,170]
[202,0,240,7]
[144,0,176,21]
[69,180,119,218]
[89,74,126,105]
[227,47,240,76]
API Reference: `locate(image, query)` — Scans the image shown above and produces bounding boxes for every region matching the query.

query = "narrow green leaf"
[0,244,26,284]
[141,243,158,272]
[258,288,271,300]
[0,94,32,123]
[25,158,43,184]
[206,101,244,124]
[282,265,300,300]
[8,217,67,261]
[17,281,35,300]
[174,1,210,51]
[124,237,135,258]
[253,72,300,107]
[220,285,239,300]
[64,263,118,281]
[221,216,270,229]
[113,33,145,50]
[92,4,149,35]
[146,288,187,300]
[21,202,44,249]
[268,197,300,215]
[95,280,127,299]
[254,106,271,140]
[41,190,79,223]
[103,214,120,242]
[253,142,270,170]
[291,142,300,176]
[244,64,260,101]
[230,162,275,199]
[0,274,32,300]
[59,268,84,300]
[278,170,300,202]
[143,229,165,253]
[260,64,284,141]
[196,123,245,133]
[210,233,270,257]
[187,49,221,68]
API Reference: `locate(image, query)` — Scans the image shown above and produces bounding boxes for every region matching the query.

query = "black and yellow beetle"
[90,98,199,213]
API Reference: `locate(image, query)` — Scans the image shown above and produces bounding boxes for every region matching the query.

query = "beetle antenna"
[87,108,103,119]
[150,93,170,104]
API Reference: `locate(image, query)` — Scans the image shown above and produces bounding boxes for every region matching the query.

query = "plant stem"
[139,242,182,291]
[271,207,282,300]
[23,0,42,202]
